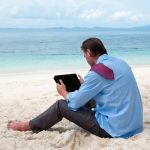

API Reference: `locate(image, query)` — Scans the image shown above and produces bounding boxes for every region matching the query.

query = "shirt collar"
[96,54,109,64]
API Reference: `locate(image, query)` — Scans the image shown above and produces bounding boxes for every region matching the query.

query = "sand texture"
[0,67,150,150]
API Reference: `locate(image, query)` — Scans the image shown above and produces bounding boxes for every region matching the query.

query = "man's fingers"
[78,74,81,78]
[59,80,66,90]
[78,74,84,84]
[59,80,64,85]
[78,74,83,80]
[56,83,60,87]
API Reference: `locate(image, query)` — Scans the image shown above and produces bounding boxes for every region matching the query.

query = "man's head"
[81,38,107,66]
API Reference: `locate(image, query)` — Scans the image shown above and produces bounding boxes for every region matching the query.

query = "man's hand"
[78,74,84,84]
[56,80,68,99]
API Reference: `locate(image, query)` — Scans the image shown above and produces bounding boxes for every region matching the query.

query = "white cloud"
[0,0,149,27]
[110,11,150,25]
[129,14,147,22]
[111,11,132,21]
[80,9,104,20]
[0,0,84,19]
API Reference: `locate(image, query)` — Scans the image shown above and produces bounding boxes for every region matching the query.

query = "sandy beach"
[0,66,150,150]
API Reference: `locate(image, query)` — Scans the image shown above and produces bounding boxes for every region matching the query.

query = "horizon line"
[0,25,150,30]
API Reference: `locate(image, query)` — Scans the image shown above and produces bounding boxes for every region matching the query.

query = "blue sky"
[0,0,150,28]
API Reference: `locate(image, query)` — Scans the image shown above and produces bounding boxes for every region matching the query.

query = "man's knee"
[55,99,69,115]
[55,99,67,108]
[56,99,66,104]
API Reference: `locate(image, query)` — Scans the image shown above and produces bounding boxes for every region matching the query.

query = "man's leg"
[85,99,96,109]
[29,99,112,138]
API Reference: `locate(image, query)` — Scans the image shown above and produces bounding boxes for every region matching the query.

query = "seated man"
[7,37,143,138]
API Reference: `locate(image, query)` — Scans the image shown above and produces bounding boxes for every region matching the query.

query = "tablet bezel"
[54,73,81,92]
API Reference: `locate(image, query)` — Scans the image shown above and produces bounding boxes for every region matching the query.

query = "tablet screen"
[54,74,81,92]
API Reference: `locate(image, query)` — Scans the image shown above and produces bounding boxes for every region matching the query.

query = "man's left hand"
[56,80,68,99]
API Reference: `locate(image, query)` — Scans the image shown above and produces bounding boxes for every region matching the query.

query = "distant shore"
[0,25,150,31]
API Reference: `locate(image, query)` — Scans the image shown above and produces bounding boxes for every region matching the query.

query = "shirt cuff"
[66,93,78,111]
[66,93,71,103]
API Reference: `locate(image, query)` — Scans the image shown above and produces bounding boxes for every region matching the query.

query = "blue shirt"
[67,54,143,138]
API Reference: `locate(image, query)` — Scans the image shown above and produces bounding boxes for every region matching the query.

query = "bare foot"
[7,120,31,131]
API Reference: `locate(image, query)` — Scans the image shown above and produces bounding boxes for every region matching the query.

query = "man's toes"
[8,120,13,123]
[7,124,12,129]
[7,121,15,129]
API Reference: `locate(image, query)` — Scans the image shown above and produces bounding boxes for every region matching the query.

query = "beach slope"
[0,67,150,150]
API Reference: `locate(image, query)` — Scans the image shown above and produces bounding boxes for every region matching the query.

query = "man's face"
[83,50,94,67]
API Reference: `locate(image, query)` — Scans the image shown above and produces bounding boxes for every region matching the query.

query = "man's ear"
[87,49,94,57]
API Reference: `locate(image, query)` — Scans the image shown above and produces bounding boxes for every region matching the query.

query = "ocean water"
[0,29,150,73]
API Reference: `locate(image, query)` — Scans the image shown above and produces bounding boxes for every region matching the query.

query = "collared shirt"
[67,54,143,138]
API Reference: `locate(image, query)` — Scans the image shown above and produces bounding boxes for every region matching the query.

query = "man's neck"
[93,55,101,64]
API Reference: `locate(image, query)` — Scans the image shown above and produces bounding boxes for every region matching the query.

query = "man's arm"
[67,71,106,110]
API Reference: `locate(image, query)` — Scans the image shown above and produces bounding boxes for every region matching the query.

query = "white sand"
[0,66,150,150]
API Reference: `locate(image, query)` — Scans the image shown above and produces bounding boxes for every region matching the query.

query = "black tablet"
[54,74,81,92]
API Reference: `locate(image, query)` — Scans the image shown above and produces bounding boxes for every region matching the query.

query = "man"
[7,38,143,138]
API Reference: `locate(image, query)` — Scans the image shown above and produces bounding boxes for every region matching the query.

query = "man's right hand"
[56,80,68,99]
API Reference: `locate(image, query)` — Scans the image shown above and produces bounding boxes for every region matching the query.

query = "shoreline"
[0,64,150,76]
[0,67,89,76]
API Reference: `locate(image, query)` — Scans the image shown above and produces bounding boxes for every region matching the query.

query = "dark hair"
[81,38,107,56]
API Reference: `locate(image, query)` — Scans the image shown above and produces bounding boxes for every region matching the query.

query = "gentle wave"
[0,29,150,72]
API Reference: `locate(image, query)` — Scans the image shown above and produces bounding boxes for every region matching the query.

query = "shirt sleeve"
[67,71,106,111]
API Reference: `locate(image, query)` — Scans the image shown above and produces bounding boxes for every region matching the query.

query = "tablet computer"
[54,74,81,92]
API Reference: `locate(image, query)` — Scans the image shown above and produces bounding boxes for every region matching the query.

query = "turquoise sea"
[0,28,150,73]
